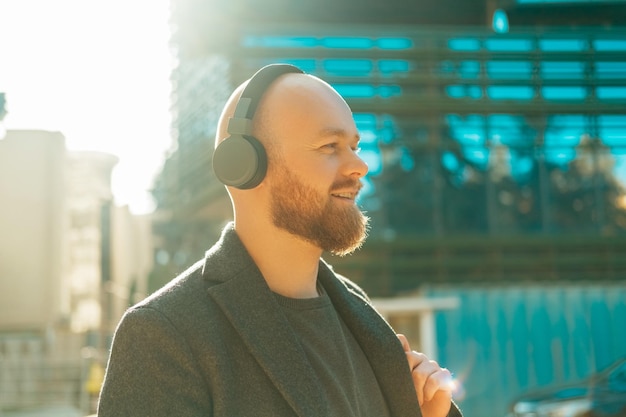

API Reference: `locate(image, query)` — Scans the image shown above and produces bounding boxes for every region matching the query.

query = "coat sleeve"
[97,306,212,417]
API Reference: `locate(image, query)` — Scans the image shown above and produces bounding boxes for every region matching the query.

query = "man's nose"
[344,150,369,179]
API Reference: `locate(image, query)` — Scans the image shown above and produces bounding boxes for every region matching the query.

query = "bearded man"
[98,64,463,417]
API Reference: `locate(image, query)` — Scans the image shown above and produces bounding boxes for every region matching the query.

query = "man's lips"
[331,189,360,200]
[330,180,362,200]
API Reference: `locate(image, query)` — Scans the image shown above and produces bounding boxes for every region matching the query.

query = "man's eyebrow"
[317,127,361,141]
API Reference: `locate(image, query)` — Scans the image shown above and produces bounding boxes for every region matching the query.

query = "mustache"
[330,178,363,194]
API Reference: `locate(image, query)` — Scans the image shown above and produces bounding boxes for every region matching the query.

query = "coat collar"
[202,223,421,417]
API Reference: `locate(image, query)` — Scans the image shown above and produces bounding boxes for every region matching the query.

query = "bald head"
[213,65,361,195]
[215,71,351,152]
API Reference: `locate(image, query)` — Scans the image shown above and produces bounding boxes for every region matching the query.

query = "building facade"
[0,131,153,412]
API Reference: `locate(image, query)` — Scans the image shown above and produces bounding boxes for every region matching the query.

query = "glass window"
[488,114,530,146]
[595,62,626,79]
[323,59,373,76]
[542,86,588,100]
[243,36,317,48]
[379,60,410,75]
[377,38,413,50]
[322,37,373,49]
[448,38,481,51]
[541,62,586,79]
[492,9,509,33]
[545,115,589,164]
[354,113,383,176]
[447,114,489,168]
[446,85,482,99]
[333,84,375,98]
[596,87,626,100]
[485,38,533,52]
[379,85,402,97]
[275,59,317,72]
[598,115,626,146]
[487,61,533,79]
[539,39,587,52]
[487,86,535,100]
[460,61,481,78]
[594,39,626,51]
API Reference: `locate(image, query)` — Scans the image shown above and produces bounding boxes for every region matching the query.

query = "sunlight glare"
[0,0,173,214]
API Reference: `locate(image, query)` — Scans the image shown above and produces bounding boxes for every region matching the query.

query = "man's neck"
[235,219,323,299]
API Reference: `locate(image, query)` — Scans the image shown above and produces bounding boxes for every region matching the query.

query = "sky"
[0,0,172,214]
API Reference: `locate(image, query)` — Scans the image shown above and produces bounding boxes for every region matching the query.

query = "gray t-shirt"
[273,286,391,417]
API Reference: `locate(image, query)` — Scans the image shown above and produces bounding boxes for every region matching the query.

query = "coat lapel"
[318,261,423,417]
[202,226,325,417]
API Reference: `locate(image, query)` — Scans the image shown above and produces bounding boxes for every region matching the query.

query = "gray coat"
[98,223,463,417]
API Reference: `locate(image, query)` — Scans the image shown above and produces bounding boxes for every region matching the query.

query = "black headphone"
[212,63,304,189]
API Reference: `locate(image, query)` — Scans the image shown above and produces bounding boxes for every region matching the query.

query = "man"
[98,64,463,417]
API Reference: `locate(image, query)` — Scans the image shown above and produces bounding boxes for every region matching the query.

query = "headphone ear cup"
[212,134,268,189]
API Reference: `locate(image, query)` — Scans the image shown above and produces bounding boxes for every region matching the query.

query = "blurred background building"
[0,128,153,414]
[151,0,626,415]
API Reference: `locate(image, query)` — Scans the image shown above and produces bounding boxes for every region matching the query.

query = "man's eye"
[322,143,337,150]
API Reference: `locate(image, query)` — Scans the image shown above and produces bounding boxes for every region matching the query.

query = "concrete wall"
[0,130,67,331]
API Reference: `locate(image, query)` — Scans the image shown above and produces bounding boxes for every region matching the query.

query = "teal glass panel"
[353,113,377,128]
[492,9,509,34]
[360,148,381,176]
[539,39,587,52]
[460,61,481,78]
[488,114,528,145]
[323,59,373,76]
[596,62,626,79]
[358,129,377,145]
[353,113,381,175]
[442,152,461,171]
[546,115,587,145]
[487,61,533,79]
[322,37,373,49]
[487,86,534,100]
[378,85,402,97]
[377,38,413,50]
[447,114,486,145]
[446,85,465,98]
[379,60,410,75]
[542,86,588,100]
[597,87,626,99]
[485,38,533,52]
[598,115,626,146]
[594,39,626,51]
[277,59,317,72]
[447,114,489,167]
[333,84,375,97]
[448,38,481,51]
[399,148,416,171]
[464,149,489,165]
[243,36,317,48]
[541,62,586,79]
[545,114,587,163]
[446,85,482,99]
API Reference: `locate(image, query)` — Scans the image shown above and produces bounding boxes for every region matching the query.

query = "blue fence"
[425,282,626,416]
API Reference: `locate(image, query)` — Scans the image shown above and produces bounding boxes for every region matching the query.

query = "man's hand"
[397,334,453,417]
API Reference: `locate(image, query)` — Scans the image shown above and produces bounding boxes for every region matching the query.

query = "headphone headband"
[214,63,305,189]
[240,64,304,118]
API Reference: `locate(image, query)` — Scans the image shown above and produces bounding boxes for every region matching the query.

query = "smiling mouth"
[331,191,357,200]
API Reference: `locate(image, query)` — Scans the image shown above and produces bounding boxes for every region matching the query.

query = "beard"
[269,164,369,256]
